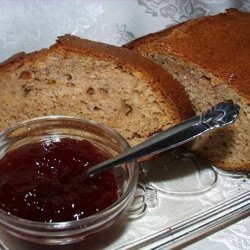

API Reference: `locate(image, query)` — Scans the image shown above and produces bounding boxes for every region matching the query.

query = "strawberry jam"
[0,138,119,223]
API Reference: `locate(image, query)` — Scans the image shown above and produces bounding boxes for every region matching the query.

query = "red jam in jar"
[0,138,120,223]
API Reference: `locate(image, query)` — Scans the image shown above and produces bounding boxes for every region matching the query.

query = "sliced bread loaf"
[125,9,250,171]
[0,35,194,146]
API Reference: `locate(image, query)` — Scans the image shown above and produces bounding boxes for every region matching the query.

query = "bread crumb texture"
[0,35,194,147]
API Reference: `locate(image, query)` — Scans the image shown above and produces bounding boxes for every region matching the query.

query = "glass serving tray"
[1,151,249,250]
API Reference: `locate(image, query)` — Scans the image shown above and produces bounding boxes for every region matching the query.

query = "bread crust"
[125,9,250,101]
[0,35,194,121]
[213,161,250,173]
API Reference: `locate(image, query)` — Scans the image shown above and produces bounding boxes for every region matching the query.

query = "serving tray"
[1,151,249,250]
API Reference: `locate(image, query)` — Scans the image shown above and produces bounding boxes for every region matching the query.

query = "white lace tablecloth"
[0,1,249,249]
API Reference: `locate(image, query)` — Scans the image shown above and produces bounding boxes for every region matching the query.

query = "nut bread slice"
[124,9,250,171]
[0,35,194,146]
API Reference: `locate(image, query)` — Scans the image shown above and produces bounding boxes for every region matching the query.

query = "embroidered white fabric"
[0,1,249,249]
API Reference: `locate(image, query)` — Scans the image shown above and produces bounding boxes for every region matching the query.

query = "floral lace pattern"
[138,0,211,22]
[209,219,250,250]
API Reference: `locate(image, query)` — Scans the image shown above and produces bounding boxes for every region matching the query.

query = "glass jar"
[0,116,138,248]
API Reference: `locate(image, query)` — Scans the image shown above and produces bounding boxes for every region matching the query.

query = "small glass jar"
[0,116,138,248]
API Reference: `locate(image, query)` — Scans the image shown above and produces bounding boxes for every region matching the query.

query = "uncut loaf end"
[0,35,194,147]
[124,9,250,171]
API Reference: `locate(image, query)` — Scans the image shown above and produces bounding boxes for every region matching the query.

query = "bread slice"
[0,35,194,146]
[124,9,250,171]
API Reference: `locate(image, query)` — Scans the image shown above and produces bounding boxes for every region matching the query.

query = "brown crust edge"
[123,22,184,51]
[124,9,250,101]
[212,161,250,173]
